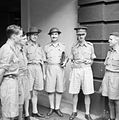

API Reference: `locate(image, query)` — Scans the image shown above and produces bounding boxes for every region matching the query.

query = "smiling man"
[44,27,68,117]
[26,27,45,119]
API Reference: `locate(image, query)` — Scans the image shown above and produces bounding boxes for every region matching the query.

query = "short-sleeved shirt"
[26,41,44,91]
[26,41,45,64]
[0,39,19,117]
[44,41,66,92]
[16,45,28,74]
[0,39,19,76]
[70,41,96,68]
[104,47,119,72]
[16,45,30,104]
[44,42,66,64]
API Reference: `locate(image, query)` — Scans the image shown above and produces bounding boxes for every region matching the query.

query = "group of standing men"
[0,24,119,120]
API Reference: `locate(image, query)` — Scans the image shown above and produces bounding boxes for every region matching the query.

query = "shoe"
[14,116,18,120]
[69,112,77,120]
[85,114,93,120]
[55,109,63,117]
[47,108,54,116]
[32,113,45,118]
[25,116,30,120]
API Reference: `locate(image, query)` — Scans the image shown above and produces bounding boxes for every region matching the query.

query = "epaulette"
[72,42,79,48]
[59,42,65,46]
[86,41,93,46]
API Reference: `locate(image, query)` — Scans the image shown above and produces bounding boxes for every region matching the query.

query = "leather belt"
[47,63,60,65]
[28,63,41,65]
[4,74,17,79]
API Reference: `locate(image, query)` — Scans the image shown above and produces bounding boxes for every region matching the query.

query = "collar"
[7,39,16,51]
[49,42,60,47]
[28,41,38,47]
[76,41,87,47]
[114,47,119,53]
[16,45,23,52]
[109,46,119,53]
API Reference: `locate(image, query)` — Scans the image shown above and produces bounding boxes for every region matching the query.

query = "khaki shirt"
[70,41,96,68]
[105,47,119,72]
[16,45,28,75]
[26,41,45,64]
[44,42,66,64]
[0,39,19,76]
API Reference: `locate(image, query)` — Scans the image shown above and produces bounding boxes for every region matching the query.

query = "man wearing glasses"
[69,25,96,120]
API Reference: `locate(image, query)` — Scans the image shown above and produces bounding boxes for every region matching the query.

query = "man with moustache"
[44,27,68,117]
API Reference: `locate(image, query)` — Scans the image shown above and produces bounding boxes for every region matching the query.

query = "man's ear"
[10,34,15,39]
[85,32,87,36]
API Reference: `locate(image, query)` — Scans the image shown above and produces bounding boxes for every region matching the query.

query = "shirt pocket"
[57,48,64,56]
[27,50,35,59]
[72,51,79,59]
[8,56,19,72]
[83,50,91,59]
[112,55,119,66]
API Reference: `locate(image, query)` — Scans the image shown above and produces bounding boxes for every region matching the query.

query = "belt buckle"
[8,75,16,79]
[8,75,13,78]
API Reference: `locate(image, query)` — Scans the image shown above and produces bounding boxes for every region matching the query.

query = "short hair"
[6,25,22,39]
[110,32,119,38]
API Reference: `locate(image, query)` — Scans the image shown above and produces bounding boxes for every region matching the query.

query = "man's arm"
[0,69,5,85]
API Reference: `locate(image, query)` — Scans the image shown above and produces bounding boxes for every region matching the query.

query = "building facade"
[21,0,119,116]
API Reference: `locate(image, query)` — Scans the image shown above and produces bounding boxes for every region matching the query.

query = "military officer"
[44,27,68,117]
[69,25,96,120]
[102,32,119,120]
[26,27,45,118]
[0,25,23,120]
[16,34,31,120]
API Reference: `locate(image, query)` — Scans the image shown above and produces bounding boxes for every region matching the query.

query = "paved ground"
[0,103,109,120]
[30,105,109,120]
[31,105,80,120]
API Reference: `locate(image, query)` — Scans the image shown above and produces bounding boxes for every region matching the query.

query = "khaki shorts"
[102,70,119,100]
[69,67,94,95]
[45,64,64,93]
[28,64,44,91]
[0,77,19,117]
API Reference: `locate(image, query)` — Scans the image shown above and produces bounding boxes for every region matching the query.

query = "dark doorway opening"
[0,0,21,47]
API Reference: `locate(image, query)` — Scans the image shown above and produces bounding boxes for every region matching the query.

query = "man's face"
[50,32,59,42]
[13,30,24,44]
[19,34,28,46]
[30,33,39,42]
[76,29,87,43]
[108,35,118,47]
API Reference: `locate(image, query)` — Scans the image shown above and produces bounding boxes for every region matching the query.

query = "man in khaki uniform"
[44,27,68,117]
[102,32,119,120]
[16,34,31,120]
[0,25,24,120]
[26,27,45,118]
[69,25,96,120]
